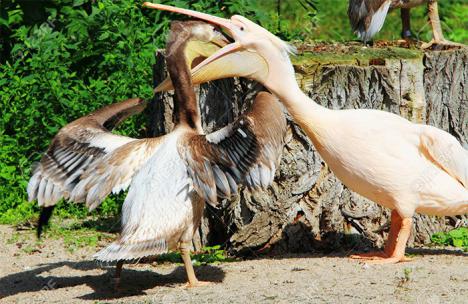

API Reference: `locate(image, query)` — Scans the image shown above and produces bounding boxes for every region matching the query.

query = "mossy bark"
[150,47,467,256]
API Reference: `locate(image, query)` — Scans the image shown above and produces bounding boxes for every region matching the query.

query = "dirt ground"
[0,225,466,304]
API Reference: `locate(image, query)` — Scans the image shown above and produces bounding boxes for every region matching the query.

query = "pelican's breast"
[316,110,422,210]
[120,131,197,251]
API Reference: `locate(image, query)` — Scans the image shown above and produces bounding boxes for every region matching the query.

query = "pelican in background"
[143,3,468,264]
[347,0,464,48]
[30,20,287,287]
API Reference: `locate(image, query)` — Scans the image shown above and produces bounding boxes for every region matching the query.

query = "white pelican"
[28,20,287,286]
[348,0,465,48]
[143,2,468,264]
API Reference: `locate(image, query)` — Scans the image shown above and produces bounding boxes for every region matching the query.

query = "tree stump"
[151,46,467,256]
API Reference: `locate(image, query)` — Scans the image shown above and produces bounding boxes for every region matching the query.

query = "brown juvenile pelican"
[29,20,287,287]
[348,0,463,48]
[143,3,468,265]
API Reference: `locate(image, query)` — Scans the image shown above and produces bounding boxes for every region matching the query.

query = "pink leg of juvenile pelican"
[180,242,210,288]
[351,210,413,263]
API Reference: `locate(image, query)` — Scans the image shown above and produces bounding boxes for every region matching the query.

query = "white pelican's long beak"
[188,46,267,88]
[144,2,267,92]
[143,2,237,34]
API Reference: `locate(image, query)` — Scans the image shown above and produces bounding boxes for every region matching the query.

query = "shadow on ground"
[230,221,467,260]
[406,247,467,257]
[0,260,225,301]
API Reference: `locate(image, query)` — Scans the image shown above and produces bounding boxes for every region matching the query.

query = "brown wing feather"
[179,92,287,205]
[27,98,147,207]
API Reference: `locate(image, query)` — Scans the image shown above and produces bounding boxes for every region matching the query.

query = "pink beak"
[142,2,238,35]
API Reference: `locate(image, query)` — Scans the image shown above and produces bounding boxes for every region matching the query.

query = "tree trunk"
[151,47,467,256]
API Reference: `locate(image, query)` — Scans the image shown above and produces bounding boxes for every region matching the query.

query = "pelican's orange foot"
[184,280,211,288]
[349,251,387,260]
[365,255,413,265]
[350,252,413,263]
[422,39,465,50]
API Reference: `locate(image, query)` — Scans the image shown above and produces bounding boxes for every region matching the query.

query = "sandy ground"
[0,225,467,304]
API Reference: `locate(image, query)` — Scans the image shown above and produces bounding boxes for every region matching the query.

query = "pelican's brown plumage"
[29,20,287,288]
[76,21,286,287]
[27,97,147,235]
[348,0,464,48]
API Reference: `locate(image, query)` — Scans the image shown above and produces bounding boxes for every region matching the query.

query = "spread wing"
[180,92,287,205]
[27,98,147,207]
[348,0,391,42]
[420,126,468,189]
[70,136,167,211]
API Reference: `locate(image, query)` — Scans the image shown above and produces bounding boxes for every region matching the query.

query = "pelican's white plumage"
[143,3,468,264]
[92,131,203,261]
[70,136,166,210]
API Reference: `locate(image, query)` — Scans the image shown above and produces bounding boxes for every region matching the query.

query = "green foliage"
[441,3,468,43]
[0,0,158,224]
[431,227,468,249]
[191,244,231,265]
[157,245,233,266]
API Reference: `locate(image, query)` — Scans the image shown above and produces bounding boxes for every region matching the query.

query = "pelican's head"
[145,3,297,93]
[163,20,229,79]
[179,21,226,42]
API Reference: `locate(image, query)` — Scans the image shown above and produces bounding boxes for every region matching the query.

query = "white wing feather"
[70,136,167,210]
[27,97,147,208]
[420,125,468,189]
[27,133,136,207]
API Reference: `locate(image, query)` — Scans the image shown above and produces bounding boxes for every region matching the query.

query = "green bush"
[1,0,159,224]
[431,227,468,249]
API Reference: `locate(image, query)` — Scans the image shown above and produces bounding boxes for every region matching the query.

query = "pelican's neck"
[265,77,333,148]
[166,38,202,132]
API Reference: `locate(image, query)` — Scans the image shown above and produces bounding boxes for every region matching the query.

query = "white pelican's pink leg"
[351,211,413,263]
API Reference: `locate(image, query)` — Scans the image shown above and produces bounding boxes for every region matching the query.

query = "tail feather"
[93,239,168,262]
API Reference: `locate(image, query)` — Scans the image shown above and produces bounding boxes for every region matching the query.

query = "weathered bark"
[151,47,468,256]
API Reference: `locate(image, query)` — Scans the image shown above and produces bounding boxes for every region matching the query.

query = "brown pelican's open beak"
[155,36,229,92]
[143,2,267,92]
